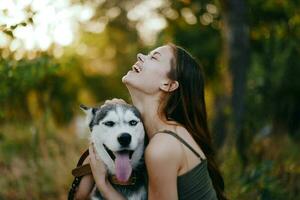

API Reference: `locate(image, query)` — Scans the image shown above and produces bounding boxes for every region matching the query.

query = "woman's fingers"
[88,143,107,182]
[88,143,96,164]
[109,98,126,104]
[101,98,127,108]
[92,143,100,161]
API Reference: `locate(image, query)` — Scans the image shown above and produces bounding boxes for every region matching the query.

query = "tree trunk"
[220,0,250,167]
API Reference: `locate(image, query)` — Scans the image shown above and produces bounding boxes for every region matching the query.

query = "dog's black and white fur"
[80,103,147,200]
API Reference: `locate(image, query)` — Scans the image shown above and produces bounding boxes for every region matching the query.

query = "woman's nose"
[137,53,145,62]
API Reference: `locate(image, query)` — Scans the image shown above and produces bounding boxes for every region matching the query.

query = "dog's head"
[80,103,145,182]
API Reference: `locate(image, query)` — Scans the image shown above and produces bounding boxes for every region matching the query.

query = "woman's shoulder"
[146,126,189,153]
[145,130,183,167]
[147,126,207,161]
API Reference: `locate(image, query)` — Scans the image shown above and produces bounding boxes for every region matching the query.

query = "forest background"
[0,0,299,199]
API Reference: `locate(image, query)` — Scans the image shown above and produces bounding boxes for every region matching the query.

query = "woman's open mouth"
[131,63,142,73]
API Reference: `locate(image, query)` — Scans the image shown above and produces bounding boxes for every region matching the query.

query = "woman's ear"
[160,80,179,92]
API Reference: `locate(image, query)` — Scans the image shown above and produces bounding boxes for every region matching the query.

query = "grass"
[0,122,87,200]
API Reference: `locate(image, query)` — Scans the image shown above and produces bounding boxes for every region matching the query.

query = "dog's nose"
[118,133,131,147]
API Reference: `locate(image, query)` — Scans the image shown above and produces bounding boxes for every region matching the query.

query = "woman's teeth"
[133,65,141,73]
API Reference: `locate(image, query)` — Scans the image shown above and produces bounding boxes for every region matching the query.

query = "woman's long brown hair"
[159,43,227,200]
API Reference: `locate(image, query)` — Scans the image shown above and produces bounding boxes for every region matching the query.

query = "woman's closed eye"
[147,53,157,60]
[150,55,158,60]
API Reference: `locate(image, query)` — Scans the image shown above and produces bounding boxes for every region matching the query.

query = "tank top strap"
[157,129,205,161]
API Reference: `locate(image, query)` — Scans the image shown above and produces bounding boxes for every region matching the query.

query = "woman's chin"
[122,73,135,86]
[122,70,137,82]
[122,73,130,84]
[121,75,127,83]
[122,75,139,91]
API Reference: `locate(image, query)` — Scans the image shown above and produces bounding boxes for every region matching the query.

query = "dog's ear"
[80,104,90,112]
[80,104,94,126]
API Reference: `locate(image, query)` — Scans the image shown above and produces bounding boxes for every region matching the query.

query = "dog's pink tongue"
[115,152,132,182]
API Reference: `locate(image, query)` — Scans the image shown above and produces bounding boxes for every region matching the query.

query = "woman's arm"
[145,134,182,200]
[74,157,94,200]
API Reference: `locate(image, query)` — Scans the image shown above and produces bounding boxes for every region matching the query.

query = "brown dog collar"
[109,173,137,186]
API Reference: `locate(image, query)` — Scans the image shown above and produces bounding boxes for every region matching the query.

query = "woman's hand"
[89,142,108,188]
[101,98,128,108]
[88,143,126,200]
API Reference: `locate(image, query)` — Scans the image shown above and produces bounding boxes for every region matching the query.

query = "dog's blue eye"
[103,121,115,127]
[129,120,138,126]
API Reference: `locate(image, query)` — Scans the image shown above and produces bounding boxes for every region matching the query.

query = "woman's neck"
[128,90,168,139]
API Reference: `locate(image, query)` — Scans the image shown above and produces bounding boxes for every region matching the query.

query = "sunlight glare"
[0,0,95,56]
[127,0,167,45]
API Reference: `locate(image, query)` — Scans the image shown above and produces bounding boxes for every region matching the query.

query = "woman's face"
[122,45,175,94]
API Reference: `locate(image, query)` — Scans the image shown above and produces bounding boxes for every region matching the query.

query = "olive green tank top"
[159,130,218,200]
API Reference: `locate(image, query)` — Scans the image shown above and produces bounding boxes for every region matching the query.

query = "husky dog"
[80,103,147,200]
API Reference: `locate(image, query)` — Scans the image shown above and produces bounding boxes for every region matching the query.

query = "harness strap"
[71,149,91,177]
[72,163,91,177]
[157,129,205,161]
[68,149,90,200]
[76,149,90,167]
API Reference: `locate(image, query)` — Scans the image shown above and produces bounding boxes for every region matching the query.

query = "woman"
[75,43,227,200]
